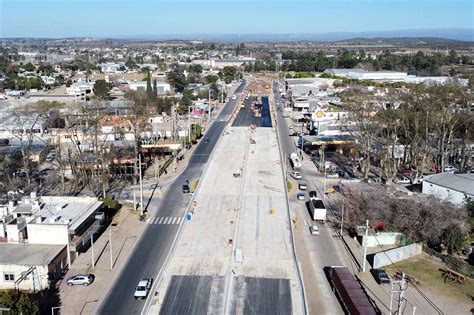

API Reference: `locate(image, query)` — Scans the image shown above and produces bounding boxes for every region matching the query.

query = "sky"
[1,0,473,38]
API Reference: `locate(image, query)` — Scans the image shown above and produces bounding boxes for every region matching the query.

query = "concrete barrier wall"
[372,243,422,269]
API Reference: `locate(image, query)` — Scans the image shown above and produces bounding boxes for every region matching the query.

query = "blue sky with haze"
[1,0,473,38]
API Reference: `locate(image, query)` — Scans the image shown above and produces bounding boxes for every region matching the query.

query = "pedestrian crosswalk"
[146,216,183,225]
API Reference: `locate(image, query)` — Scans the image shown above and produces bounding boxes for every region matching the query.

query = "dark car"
[371,269,391,284]
[308,191,317,199]
[182,183,190,193]
[203,138,209,144]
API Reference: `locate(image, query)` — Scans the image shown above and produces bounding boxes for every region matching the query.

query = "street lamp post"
[90,235,95,269]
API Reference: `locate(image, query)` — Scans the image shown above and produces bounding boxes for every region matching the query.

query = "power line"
[372,233,443,315]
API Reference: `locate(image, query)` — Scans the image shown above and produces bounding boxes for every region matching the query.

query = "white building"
[422,173,474,206]
[323,69,468,86]
[100,63,123,73]
[41,76,56,85]
[128,81,171,94]
[1,194,104,265]
[66,81,94,99]
[0,244,67,291]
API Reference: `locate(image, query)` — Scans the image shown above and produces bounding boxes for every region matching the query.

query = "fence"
[422,244,474,278]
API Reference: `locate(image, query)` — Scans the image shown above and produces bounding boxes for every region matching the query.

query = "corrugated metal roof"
[424,173,474,196]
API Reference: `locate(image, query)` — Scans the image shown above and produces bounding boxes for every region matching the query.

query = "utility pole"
[397,273,407,315]
[208,89,211,122]
[188,105,191,144]
[91,235,95,269]
[340,204,344,236]
[138,155,144,216]
[357,220,369,272]
[109,229,113,270]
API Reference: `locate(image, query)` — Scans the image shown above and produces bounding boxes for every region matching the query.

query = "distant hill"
[332,37,473,49]
[117,28,473,43]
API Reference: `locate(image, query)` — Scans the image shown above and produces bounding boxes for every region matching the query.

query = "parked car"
[333,185,342,192]
[182,182,190,193]
[134,278,153,299]
[67,274,95,286]
[393,176,410,185]
[309,225,320,236]
[308,190,317,200]
[231,95,237,100]
[202,138,209,144]
[326,173,339,178]
[370,269,391,284]
[444,165,456,172]
[298,181,307,190]
[291,171,302,179]
[297,192,305,200]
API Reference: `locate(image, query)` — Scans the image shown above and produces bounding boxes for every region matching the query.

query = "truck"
[282,107,292,117]
[330,266,377,315]
[309,198,327,222]
[289,152,302,170]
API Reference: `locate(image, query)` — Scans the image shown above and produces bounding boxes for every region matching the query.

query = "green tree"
[24,62,36,72]
[205,75,218,85]
[442,224,464,254]
[153,79,157,96]
[93,79,113,99]
[0,289,39,314]
[222,66,237,84]
[146,69,153,99]
[189,64,202,74]
[125,57,138,69]
[167,67,187,93]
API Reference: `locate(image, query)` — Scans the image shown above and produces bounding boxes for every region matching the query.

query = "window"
[4,272,14,281]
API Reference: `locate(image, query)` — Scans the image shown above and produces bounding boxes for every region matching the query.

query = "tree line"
[243,49,472,76]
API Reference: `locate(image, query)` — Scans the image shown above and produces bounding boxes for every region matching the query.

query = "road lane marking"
[158,217,165,224]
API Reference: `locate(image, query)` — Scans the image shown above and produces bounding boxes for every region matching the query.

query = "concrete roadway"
[97,81,247,315]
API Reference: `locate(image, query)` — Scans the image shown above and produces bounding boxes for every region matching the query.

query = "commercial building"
[1,194,104,266]
[128,81,171,94]
[66,81,94,99]
[422,173,474,206]
[323,69,469,86]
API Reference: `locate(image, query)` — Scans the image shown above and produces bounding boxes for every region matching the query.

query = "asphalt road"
[97,81,246,315]
[232,96,260,127]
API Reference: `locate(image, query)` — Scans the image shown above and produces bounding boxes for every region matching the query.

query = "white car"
[297,192,305,200]
[444,165,456,172]
[291,171,302,179]
[309,225,320,235]
[231,95,237,100]
[298,181,307,190]
[134,278,153,299]
[393,176,410,185]
[67,274,94,286]
[326,173,339,178]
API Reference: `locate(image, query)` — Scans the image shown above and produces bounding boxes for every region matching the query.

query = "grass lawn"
[385,255,474,303]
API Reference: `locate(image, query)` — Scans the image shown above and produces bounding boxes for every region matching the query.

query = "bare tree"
[343,90,381,180]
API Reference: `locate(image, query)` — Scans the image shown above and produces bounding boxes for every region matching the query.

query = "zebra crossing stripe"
[148,216,185,225]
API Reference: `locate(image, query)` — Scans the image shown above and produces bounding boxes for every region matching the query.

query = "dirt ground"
[385,254,474,314]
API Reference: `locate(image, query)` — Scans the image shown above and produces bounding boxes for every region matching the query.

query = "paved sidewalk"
[58,205,143,314]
